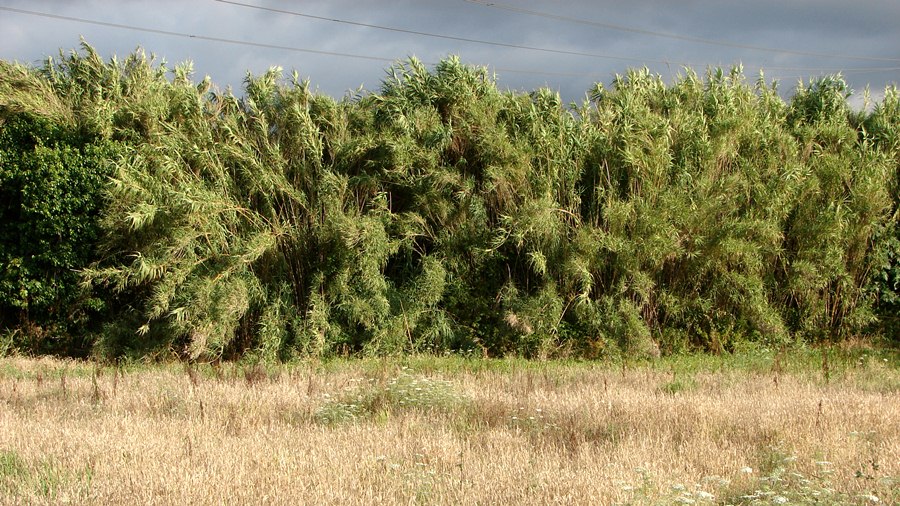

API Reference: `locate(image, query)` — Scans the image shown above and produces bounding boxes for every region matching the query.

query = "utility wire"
[0,5,627,80]
[752,65,900,73]
[2,4,895,82]
[212,0,691,66]
[0,5,394,63]
[465,0,900,63]
[214,0,900,75]
[0,3,687,76]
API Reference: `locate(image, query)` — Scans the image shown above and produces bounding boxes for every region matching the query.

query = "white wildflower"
[695,491,714,501]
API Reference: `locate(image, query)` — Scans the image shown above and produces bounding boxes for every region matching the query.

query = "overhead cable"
[464,0,900,63]
[213,0,692,66]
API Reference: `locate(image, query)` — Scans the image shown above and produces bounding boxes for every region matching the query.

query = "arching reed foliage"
[1,44,896,359]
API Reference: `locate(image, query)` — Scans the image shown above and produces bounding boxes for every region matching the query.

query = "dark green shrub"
[0,113,117,354]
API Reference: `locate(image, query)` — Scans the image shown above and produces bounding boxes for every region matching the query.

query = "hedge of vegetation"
[1,43,898,360]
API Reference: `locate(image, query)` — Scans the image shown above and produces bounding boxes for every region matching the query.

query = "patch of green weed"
[659,375,698,395]
[314,371,466,425]
[0,449,93,502]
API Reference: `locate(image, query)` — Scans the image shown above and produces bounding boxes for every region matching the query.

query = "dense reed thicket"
[1,44,897,360]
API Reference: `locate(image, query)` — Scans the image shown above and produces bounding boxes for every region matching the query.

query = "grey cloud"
[1,0,897,103]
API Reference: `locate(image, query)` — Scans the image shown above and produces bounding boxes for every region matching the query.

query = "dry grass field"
[0,347,897,505]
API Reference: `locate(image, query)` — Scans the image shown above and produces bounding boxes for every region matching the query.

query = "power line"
[465,0,900,64]
[0,5,394,63]
[2,4,894,85]
[755,65,900,73]
[0,5,627,80]
[212,0,691,67]
[694,63,900,75]
[214,0,900,76]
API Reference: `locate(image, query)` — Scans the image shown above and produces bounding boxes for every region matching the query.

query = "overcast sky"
[2,0,899,106]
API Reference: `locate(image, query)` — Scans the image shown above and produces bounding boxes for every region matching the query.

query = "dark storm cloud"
[1,0,898,104]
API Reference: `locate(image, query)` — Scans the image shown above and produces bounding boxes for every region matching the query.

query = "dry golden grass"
[0,352,897,505]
